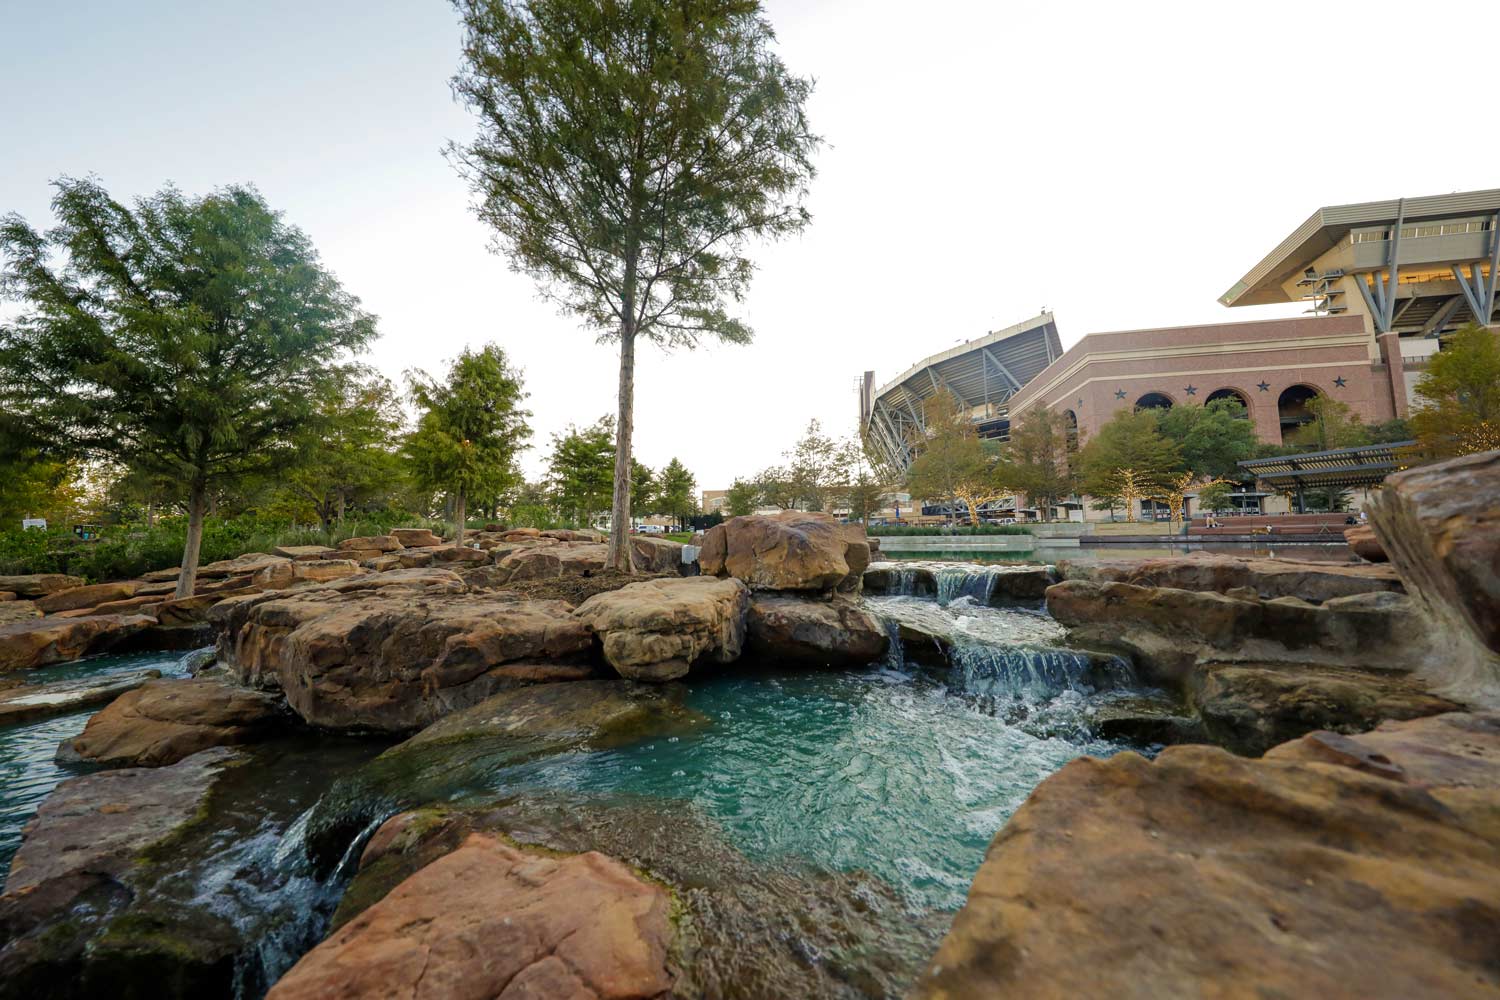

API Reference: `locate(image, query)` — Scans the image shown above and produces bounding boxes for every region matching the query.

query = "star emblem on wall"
[1114,389,1127,399]
[1077,398,1084,407]
[1332,376,1347,388]
[1256,381,1270,392]
[1183,385,1197,396]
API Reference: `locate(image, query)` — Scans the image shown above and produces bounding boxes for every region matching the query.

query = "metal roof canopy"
[1220,189,1500,308]
[1238,440,1419,491]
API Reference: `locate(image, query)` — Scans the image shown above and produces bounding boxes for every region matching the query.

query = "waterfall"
[946,643,1133,703]
[934,566,998,606]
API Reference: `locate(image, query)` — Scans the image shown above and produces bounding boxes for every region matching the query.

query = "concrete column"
[1376,331,1409,419]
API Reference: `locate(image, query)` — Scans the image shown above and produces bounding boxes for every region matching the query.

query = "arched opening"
[1205,388,1250,418]
[1062,409,1079,453]
[1277,384,1320,442]
[1135,391,1173,412]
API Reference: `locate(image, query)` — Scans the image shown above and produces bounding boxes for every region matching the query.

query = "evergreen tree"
[0,178,375,595]
[630,460,657,517]
[449,0,819,571]
[546,417,616,527]
[406,344,532,546]
[655,458,698,527]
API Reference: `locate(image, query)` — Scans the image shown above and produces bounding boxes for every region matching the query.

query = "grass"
[664,532,695,544]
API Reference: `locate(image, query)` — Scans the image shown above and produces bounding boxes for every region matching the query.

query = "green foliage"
[654,458,698,525]
[1155,398,1258,479]
[1412,323,1500,457]
[0,177,376,591]
[546,417,616,525]
[406,344,532,540]
[1282,395,1370,452]
[785,419,848,512]
[1196,481,1234,513]
[905,391,1005,524]
[449,0,819,562]
[0,457,85,527]
[997,407,1074,520]
[725,478,760,517]
[630,460,656,514]
[1076,409,1183,516]
[866,524,1031,537]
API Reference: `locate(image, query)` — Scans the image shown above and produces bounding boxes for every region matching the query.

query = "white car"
[636,524,666,534]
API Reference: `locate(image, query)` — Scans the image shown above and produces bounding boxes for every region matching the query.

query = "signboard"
[21,518,47,531]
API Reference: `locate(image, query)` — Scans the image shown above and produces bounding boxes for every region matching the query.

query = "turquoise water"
[0,649,196,887]
[497,662,1130,911]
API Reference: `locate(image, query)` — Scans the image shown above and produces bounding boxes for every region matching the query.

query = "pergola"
[1238,440,1419,507]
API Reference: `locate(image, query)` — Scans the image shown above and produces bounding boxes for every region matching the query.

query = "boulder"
[1055,553,1403,603]
[501,527,542,541]
[388,527,443,548]
[492,541,608,583]
[150,593,223,627]
[629,534,688,575]
[698,511,864,592]
[219,582,594,731]
[89,594,166,615]
[336,534,403,553]
[197,552,288,578]
[0,668,162,726]
[913,711,1500,1000]
[394,549,436,568]
[1344,523,1387,562]
[0,614,156,672]
[745,595,888,668]
[34,581,139,615]
[252,558,365,590]
[541,528,605,542]
[58,677,287,768]
[1369,447,1500,707]
[0,600,40,627]
[428,543,491,565]
[267,833,674,1000]
[273,544,336,560]
[0,748,248,999]
[0,574,84,599]
[574,577,750,681]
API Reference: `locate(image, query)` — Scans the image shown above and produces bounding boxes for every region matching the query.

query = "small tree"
[725,478,760,517]
[1077,409,1182,522]
[406,345,531,546]
[753,465,800,511]
[630,460,656,518]
[0,178,375,595]
[450,0,819,571]
[999,407,1074,521]
[1156,397,1258,479]
[282,368,406,530]
[655,458,698,527]
[1411,323,1500,457]
[1197,481,1234,517]
[905,390,998,525]
[785,419,845,512]
[546,417,617,527]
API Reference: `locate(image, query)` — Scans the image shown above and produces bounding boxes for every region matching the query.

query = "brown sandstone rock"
[746,595,888,668]
[698,511,863,592]
[1344,522,1387,562]
[0,592,12,602]
[0,600,41,626]
[336,534,403,553]
[501,527,542,541]
[493,541,608,583]
[0,574,85,599]
[0,668,162,726]
[428,543,491,565]
[629,534,687,575]
[273,544,337,560]
[1055,553,1402,602]
[1369,447,1500,707]
[388,527,443,548]
[266,833,675,1000]
[914,711,1500,1000]
[574,577,750,681]
[542,528,605,542]
[0,614,156,672]
[34,581,139,614]
[252,558,365,591]
[59,677,286,767]
[197,552,289,578]
[219,582,594,731]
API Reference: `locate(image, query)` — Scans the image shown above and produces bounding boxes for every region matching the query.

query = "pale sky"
[4,0,1497,490]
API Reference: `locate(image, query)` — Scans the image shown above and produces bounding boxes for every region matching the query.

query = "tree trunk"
[176,482,207,599]
[608,328,637,572]
[454,488,467,548]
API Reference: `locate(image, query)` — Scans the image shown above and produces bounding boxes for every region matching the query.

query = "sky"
[4,0,1498,490]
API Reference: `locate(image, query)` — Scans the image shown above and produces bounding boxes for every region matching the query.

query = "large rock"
[914,711,1500,1000]
[0,748,248,999]
[197,552,288,578]
[336,534,402,554]
[388,527,443,548]
[0,574,84,599]
[574,577,749,681]
[745,595,888,668]
[34,581,139,614]
[0,600,40,627]
[58,677,287,767]
[1369,447,1500,707]
[269,833,674,1000]
[252,558,365,590]
[0,614,156,672]
[698,511,866,592]
[1345,523,1387,562]
[1056,553,1403,602]
[273,544,337,560]
[492,541,608,582]
[629,534,688,575]
[219,578,595,731]
[0,668,162,726]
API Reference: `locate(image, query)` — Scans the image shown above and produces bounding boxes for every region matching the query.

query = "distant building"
[701,489,729,515]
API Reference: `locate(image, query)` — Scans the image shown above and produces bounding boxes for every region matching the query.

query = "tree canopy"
[1411,323,1500,457]
[0,177,376,594]
[1156,397,1258,480]
[654,458,698,526]
[1076,408,1183,520]
[406,344,531,545]
[997,407,1074,520]
[449,0,818,570]
[546,416,616,527]
[905,390,1004,524]
[281,367,407,530]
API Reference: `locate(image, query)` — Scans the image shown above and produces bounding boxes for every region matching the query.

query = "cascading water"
[869,560,1052,608]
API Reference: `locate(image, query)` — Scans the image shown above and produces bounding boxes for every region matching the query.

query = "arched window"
[1205,388,1250,418]
[1135,391,1173,412]
[1062,409,1079,453]
[1277,384,1320,442]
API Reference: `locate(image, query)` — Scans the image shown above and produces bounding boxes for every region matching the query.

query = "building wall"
[1007,315,1392,446]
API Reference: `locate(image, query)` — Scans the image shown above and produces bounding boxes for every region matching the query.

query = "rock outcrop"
[0,600,40,627]
[33,581,140,615]
[389,527,443,548]
[698,511,867,592]
[574,577,750,681]
[218,573,594,731]
[252,558,365,590]
[268,833,675,1000]
[0,614,156,672]
[745,595,888,668]
[0,668,162,725]
[914,712,1500,1000]
[0,574,84,599]
[58,676,287,767]
[1344,523,1387,562]
[1056,552,1402,602]
[1368,447,1500,707]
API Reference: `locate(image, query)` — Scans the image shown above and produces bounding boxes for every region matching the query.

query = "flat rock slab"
[0,575,84,599]
[746,594,888,668]
[59,677,287,767]
[0,601,40,627]
[1056,553,1404,602]
[268,833,674,1000]
[34,581,140,615]
[0,668,162,726]
[574,576,750,681]
[915,711,1500,1000]
[0,614,156,672]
